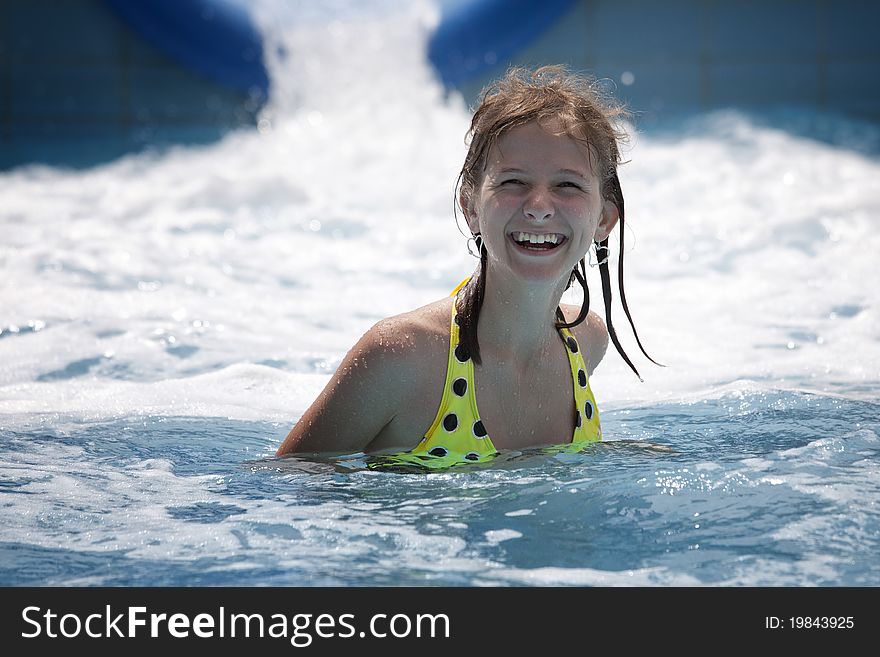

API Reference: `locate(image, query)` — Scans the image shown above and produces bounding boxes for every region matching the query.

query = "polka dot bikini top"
[380,284,602,470]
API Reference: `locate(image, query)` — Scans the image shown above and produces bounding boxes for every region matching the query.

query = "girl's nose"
[523,189,554,222]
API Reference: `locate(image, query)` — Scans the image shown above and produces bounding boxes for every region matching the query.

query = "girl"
[277,66,656,468]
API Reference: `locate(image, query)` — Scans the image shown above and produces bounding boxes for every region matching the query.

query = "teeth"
[513,232,563,245]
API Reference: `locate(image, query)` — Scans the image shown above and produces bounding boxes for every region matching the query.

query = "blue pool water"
[2,391,877,586]
[2,0,879,587]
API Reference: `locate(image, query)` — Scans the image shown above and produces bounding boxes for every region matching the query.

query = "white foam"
[484,565,703,586]
[2,0,878,427]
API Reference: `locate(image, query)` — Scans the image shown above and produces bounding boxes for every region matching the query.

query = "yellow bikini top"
[372,277,601,470]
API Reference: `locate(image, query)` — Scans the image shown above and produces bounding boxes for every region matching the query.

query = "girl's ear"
[460,190,479,234]
[594,199,620,242]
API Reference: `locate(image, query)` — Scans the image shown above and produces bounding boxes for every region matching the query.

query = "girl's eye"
[559,181,584,190]
[500,179,524,186]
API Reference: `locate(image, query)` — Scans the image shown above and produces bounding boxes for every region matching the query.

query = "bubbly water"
[1,0,878,586]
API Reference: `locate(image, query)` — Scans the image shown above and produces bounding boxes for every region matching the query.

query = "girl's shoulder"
[276,297,455,455]
[558,303,609,373]
[362,296,455,383]
[371,296,454,350]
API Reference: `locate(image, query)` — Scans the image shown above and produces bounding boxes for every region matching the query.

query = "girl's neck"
[474,265,569,369]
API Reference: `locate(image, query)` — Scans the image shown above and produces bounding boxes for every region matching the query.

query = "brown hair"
[454,65,658,377]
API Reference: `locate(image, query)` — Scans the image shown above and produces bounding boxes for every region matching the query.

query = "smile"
[509,231,567,253]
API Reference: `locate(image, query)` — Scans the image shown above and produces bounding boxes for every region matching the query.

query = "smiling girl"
[277,66,657,467]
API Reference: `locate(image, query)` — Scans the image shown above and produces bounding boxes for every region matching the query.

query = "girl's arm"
[276,319,409,456]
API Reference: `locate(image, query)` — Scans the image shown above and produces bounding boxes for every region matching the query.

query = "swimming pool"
[2,0,878,587]
[1,390,878,586]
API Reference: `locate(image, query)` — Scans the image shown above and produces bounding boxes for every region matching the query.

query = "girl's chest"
[471,355,578,449]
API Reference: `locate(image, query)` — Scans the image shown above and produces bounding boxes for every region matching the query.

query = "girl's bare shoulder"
[559,303,609,373]
[276,297,455,456]
[366,296,453,374]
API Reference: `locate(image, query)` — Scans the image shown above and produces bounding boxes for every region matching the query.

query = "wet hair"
[454,65,658,377]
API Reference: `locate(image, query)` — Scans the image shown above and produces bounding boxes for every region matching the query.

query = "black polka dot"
[453,314,461,326]
[443,413,458,432]
[452,377,467,396]
[575,410,582,428]
[454,344,470,363]
[472,420,487,438]
[577,369,587,387]
[464,452,480,461]
[429,447,448,457]
[584,400,594,420]
[566,336,579,353]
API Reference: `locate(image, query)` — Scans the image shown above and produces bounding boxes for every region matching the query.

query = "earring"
[466,233,484,258]
[588,242,609,267]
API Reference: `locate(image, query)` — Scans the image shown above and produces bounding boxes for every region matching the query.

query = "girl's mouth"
[509,231,567,254]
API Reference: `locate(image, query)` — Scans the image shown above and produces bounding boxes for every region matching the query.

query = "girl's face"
[465,120,618,283]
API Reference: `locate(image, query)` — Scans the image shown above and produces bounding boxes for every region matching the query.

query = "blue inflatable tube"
[428,0,578,88]
[103,0,269,97]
